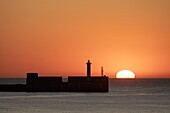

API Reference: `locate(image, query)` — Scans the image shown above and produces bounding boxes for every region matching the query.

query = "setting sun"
[116,70,135,79]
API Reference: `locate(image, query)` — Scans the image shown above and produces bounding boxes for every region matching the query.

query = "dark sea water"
[0,78,170,113]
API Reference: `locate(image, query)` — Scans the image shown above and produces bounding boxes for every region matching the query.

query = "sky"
[0,0,170,78]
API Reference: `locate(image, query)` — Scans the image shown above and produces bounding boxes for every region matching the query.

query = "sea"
[0,78,170,113]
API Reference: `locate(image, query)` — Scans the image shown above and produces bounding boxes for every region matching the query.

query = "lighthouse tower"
[86,60,91,80]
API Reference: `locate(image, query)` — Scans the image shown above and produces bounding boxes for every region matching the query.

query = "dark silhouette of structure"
[86,60,91,79]
[101,67,104,77]
[0,60,109,92]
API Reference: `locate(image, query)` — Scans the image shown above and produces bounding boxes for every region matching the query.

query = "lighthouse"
[86,60,91,80]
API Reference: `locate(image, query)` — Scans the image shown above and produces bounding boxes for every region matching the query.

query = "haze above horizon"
[0,0,170,78]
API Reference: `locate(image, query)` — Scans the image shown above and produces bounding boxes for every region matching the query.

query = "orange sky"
[0,0,170,78]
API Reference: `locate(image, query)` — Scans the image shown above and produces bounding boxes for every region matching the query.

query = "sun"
[116,70,135,79]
